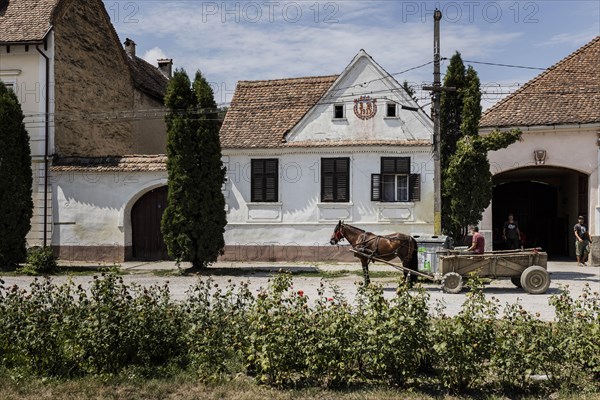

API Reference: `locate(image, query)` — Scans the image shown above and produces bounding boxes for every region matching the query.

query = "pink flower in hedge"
[327,298,334,302]
[297,290,304,297]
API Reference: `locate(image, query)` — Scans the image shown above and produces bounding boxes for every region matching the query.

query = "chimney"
[157,58,173,78]
[124,38,136,58]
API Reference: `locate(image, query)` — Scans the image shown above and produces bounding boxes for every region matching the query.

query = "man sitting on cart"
[466,226,485,254]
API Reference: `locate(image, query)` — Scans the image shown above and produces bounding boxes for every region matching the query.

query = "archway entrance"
[492,167,588,257]
[131,186,170,260]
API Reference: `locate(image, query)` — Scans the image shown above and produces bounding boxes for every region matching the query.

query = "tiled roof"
[0,0,60,43]
[480,36,600,128]
[51,155,167,172]
[220,75,339,148]
[286,139,431,148]
[127,55,169,101]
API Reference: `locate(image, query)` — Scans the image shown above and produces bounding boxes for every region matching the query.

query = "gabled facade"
[479,36,600,262]
[0,0,171,260]
[219,50,435,261]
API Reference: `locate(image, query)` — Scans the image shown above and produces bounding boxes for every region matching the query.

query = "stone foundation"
[53,245,126,263]
[589,236,599,266]
[54,245,357,263]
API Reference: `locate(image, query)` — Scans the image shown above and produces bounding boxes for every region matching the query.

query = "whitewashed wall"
[223,146,435,249]
[481,125,599,235]
[0,34,56,246]
[52,170,167,260]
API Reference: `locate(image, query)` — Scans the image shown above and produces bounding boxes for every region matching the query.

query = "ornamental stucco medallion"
[353,96,377,120]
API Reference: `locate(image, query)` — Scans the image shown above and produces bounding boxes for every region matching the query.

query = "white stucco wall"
[52,170,167,250]
[223,146,435,247]
[1,35,56,246]
[287,52,432,144]
[480,124,600,236]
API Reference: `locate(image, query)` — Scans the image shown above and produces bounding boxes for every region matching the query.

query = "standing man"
[574,215,592,266]
[467,226,485,254]
[503,213,521,250]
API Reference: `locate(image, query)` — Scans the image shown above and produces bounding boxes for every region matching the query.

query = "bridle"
[331,223,345,244]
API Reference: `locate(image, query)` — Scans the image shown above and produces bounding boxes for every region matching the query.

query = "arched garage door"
[131,186,170,260]
[492,167,588,257]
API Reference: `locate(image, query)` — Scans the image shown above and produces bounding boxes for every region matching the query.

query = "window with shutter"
[321,158,350,202]
[251,159,278,202]
[372,157,419,202]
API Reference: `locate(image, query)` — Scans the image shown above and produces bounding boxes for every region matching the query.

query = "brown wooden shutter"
[264,159,278,202]
[409,173,421,201]
[251,159,263,202]
[321,158,349,202]
[371,174,381,201]
[381,157,410,174]
[321,158,334,202]
[251,159,278,202]
[336,158,349,202]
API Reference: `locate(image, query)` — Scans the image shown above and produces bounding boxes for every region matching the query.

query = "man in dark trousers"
[503,213,521,250]
[574,215,592,266]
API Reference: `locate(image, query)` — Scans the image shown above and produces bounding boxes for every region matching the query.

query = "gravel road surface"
[2,260,598,321]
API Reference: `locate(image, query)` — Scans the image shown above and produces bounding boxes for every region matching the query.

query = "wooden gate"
[131,186,170,260]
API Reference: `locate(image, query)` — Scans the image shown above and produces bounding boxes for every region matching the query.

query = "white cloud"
[143,47,168,64]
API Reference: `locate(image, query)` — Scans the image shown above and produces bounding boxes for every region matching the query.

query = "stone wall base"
[219,245,357,263]
[53,245,128,263]
[589,236,599,266]
[53,245,355,263]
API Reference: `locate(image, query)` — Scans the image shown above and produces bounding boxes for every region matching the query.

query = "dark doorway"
[493,182,565,254]
[492,167,588,257]
[131,186,170,260]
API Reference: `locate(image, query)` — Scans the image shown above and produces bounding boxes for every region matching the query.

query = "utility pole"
[423,9,443,235]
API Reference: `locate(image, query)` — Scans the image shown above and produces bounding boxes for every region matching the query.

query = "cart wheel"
[442,272,463,294]
[520,266,550,294]
[511,276,522,288]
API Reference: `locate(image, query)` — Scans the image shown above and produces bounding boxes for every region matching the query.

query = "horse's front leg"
[361,258,371,286]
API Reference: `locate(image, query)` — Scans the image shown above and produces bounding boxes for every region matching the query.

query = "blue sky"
[106,1,600,109]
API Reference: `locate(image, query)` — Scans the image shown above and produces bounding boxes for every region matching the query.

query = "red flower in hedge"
[297,290,304,297]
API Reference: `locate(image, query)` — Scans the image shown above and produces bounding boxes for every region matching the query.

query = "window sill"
[247,202,282,206]
[332,118,348,122]
[375,202,415,206]
[383,116,400,120]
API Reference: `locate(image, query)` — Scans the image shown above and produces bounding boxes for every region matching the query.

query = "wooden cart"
[437,249,550,294]
[349,248,550,295]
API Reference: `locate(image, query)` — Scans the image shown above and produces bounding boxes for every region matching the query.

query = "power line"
[462,59,547,71]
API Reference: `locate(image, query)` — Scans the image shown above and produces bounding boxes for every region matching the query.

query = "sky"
[106,1,600,109]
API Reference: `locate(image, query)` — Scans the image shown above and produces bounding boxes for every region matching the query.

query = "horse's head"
[330,220,344,245]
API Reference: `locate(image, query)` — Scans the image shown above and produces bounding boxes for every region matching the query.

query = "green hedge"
[0,273,598,395]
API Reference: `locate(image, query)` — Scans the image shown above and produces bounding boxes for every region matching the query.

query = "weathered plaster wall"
[53,0,134,156]
[132,91,167,154]
[0,37,55,246]
[287,55,432,144]
[480,125,600,263]
[222,146,435,260]
[52,170,167,261]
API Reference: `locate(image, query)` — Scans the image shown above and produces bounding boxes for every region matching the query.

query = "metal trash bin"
[413,234,451,274]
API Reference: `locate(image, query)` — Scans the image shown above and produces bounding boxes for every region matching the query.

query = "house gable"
[285,50,433,145]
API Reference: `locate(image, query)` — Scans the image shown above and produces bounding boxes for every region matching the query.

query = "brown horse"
[329,220,419,285]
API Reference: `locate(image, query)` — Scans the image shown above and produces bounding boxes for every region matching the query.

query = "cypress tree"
[191,71,226,267]
[444,130,522,239]
[161,70,226,269]
[440,52,466,234]
[0,82,33,269]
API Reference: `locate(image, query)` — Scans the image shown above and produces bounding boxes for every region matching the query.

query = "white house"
[219,50,435,262]
[0,0,171,262]
[479,36,600,263]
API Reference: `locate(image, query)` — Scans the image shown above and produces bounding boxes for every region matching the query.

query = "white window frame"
[382,174,409,202]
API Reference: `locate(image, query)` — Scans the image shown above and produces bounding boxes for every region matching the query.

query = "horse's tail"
[409,236,419,273]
